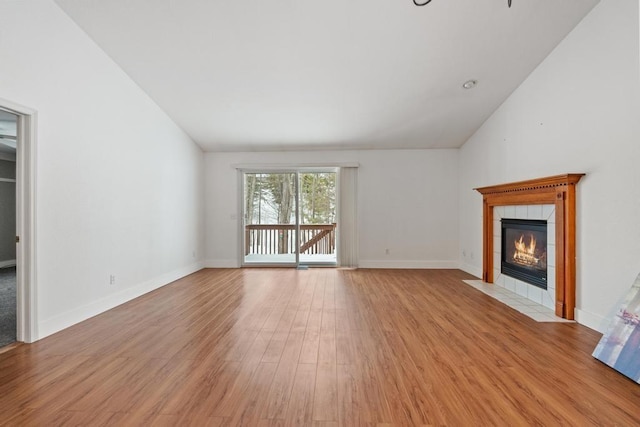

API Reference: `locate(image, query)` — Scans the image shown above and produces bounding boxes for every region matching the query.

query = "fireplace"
[475,174,584,319]
[501,218,548,290]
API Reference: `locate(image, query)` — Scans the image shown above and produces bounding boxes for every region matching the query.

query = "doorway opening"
[0,98,37,345]
[0,110,17,348]
[242,170,337,267]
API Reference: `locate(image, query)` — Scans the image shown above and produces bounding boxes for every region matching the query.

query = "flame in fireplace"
[513,234,540,267]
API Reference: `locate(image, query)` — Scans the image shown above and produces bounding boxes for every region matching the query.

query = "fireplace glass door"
[501,218,548,289]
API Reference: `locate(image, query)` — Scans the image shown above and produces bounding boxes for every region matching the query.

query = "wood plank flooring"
[1,268,639,426]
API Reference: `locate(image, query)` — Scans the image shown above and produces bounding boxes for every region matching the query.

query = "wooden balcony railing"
[245,223,336,256]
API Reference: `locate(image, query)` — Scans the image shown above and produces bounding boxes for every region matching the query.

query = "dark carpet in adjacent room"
[0,266,16,348]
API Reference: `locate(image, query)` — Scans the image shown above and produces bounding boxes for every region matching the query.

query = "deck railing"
[245,223,336,255]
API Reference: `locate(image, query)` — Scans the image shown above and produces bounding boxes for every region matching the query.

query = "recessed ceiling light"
[462,80,477,90]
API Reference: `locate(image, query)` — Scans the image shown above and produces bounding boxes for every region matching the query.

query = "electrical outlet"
[192,250,196,259]
[385,248,390,255]
[109,275,116,285]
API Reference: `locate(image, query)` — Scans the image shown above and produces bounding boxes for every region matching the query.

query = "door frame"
[0,98,38,343]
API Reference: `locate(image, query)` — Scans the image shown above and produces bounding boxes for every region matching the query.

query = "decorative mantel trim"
[475,174,585,319]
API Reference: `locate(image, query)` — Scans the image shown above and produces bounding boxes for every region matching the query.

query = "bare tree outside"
[299,172,335,224]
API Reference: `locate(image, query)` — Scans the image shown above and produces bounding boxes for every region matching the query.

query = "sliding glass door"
[242,170,337,266]
[298,172,336,265]
[243,172,298,265]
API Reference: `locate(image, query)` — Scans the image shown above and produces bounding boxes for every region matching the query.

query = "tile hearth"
[463,280,574,323]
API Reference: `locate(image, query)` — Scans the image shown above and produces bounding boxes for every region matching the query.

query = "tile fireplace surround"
[475,174,585,319]
[494,205,556,310]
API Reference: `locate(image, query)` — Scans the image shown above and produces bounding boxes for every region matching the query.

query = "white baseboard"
[204,259,240,268]
[459,262,482,278]
[37,261,204,340]
[574,308,607,334]
[0,259,17,268]
[204,259,462,270]
[357,260,460,269]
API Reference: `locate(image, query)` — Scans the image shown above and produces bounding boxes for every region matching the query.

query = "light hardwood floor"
[1,268,639,426]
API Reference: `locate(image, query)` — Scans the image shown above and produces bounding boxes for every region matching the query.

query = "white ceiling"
[54,0,599,152]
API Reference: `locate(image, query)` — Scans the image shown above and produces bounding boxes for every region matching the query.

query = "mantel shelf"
[475,174,585,195]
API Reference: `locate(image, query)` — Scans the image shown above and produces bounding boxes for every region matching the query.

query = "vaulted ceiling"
[54,0,599,152]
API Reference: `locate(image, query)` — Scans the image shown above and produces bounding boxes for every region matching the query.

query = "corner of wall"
[574,308,607,334]
[459,262,482,279]
[204,259,241,268]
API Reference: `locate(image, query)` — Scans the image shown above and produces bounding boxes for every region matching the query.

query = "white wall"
[205,150,459,269]
[0,0,205,339]
[459,0,640,332]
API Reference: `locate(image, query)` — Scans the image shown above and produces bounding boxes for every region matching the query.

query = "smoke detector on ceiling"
[462,80,478,90]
